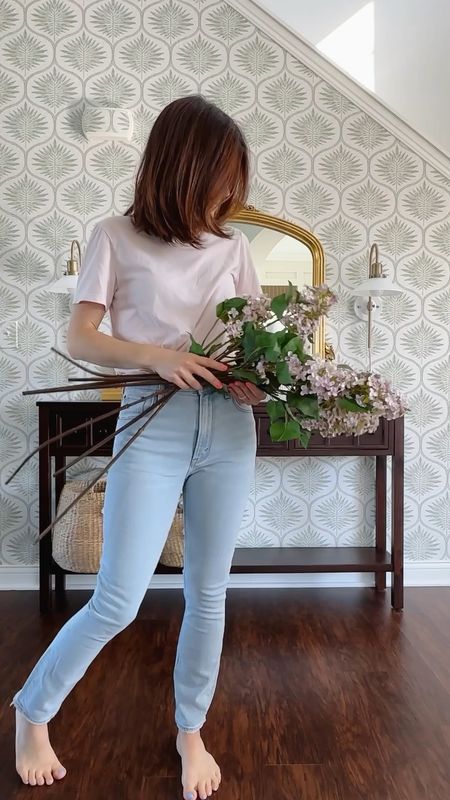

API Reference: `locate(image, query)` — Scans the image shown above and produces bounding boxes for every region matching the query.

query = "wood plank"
[231,546,392,571]
[155,546,393,574]
[2,588,448,798]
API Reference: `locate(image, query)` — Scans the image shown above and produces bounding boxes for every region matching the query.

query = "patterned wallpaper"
[0,0,449,567]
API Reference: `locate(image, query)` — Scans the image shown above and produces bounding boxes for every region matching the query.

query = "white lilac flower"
[302,407,381,437]
[241,294,272,324]
[225,319,244,338]
[296,359,361,399]
[296,362,407,438]
[286,354,304,380]
[256,356,268,380]
[281,285,336,337]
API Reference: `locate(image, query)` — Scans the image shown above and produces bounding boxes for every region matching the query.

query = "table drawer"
[55,408,118,449]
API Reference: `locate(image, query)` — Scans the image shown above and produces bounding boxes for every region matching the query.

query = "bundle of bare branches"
[5,347,228,544]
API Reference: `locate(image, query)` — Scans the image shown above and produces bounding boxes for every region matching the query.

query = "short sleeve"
[72,224,116,311]
[234,231,262,297]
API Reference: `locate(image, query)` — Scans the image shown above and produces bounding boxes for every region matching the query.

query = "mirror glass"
[230,221,314,298]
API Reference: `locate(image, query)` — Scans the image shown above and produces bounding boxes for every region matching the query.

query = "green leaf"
[276,360,293,385]
[266,399,286,422]
[241,323,257,360]
[229,368,257,382]
[271,292,289,319]
[288,394,319,418]
[253,330,275,348]
[216,297,246,320]
[281,334,304,357]
[336,396,368,413]
[270,418,302,441]
[296,428,311,448]
[242,327,283,362]
[189,335,205,355]
[260,331,282,360]
[286,280,298,301]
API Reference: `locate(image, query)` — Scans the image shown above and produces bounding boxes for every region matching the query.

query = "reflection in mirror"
[230,208,325,357]
[231,222,314,298]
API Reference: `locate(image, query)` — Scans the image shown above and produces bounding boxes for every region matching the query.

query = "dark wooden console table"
[37,400,404,613]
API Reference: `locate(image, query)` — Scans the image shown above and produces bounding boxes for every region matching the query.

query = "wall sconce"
[49,240,81,296]
[351,243,401,370]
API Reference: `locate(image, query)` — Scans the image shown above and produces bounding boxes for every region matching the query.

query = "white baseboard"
[0,563,449,590]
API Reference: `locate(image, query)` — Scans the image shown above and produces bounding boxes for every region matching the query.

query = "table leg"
[391,418,404,611]
[54,452,67,610]
[55,568,67,609]
[375,455,387,591]
[39,406,52,613]
[39,537,52,613]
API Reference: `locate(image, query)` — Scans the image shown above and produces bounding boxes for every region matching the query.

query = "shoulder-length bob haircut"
[125,95,250,247]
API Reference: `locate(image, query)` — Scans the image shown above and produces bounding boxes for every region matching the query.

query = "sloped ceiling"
[256,0,450,158]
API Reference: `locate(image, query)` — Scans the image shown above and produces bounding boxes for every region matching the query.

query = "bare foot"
[15,709,67,786]
[176,730,221,800]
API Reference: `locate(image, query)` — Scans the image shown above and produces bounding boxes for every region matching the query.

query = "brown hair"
[125,95,249,247]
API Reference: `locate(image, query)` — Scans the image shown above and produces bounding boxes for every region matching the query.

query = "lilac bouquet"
[191,282,407,446]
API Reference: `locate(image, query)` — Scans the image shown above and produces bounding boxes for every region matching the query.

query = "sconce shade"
[351,276,401,297]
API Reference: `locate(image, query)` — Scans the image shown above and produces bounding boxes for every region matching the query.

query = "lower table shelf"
[155,546,392,574]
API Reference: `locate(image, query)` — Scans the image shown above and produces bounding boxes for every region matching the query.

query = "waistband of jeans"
[123,382,218,397]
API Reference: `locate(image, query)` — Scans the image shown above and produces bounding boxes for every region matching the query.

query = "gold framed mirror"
[229,206,326,358]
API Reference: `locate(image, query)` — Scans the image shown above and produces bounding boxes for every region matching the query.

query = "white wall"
[258,0,450,156]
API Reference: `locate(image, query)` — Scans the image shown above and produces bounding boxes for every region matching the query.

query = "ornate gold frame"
[231,206,326,357]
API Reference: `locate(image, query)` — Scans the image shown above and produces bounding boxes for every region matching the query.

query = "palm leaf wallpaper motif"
[205,4,249,45]
[345,114,391,152]
[4,176,49,219]
[206,71,250,114]
[239,108,279,150]
[147,0,194,42]
[4,248,49,289]
[0,216,20,250]
[4,103,48,145]
[291,109,336,151]
[0,71,19,107]
[430,221,450,256]
[290,180,335,224]
[262,73,308,116]
[145,69,192,106]
[178,35,224,78]
[119,34,165,76]
[346,181,391,223]
[0,0,449,563]
[373,145,420,189]
[32,68,78,111]
[61,32,107,74]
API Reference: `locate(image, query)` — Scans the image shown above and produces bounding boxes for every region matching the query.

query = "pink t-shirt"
[72,215,261,358]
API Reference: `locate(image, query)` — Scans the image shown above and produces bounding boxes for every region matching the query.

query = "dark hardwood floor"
[1,586,450,800]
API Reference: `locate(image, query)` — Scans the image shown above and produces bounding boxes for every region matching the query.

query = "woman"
[11,95,266,800]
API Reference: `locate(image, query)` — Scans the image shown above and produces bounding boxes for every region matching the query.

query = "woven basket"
[159,501,184,568]
[52,480,105,573]
[52,480,185,572]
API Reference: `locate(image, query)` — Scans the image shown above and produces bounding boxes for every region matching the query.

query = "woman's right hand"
[150,348,228,391]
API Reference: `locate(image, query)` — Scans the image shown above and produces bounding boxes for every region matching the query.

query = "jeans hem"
[10,693,53,726]
[176,722,205,733]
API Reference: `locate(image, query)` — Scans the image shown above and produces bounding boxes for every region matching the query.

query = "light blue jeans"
[10,383,257,732]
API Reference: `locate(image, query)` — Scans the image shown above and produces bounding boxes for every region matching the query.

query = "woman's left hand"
[228,381,267,405]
